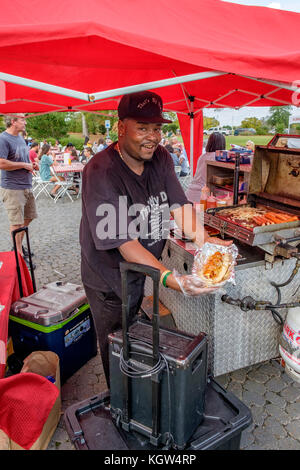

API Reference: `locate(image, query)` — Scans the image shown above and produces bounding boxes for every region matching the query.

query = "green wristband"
[162,271,172,287]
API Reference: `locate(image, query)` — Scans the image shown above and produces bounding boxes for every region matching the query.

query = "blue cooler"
[9,282,97,383]
[215,150,229,161]
[228,148,253,164]
[215,149,252,164]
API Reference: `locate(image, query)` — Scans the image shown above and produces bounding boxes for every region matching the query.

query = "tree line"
[0,106,297,140]
[204,106,297,134]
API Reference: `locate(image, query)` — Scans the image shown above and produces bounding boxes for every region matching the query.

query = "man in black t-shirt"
[80,91,231,385]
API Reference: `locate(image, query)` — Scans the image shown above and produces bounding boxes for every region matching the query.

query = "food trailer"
[145,135,300,376]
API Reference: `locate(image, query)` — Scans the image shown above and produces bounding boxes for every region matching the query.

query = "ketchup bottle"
[200,185,210,211]
[206,193,217,209]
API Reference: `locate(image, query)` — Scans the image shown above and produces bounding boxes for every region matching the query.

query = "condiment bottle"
[216,199,227,208]
[206,193,217,209]
[64,152,70,165]
[200,185,210,210]
[225,192,233,206]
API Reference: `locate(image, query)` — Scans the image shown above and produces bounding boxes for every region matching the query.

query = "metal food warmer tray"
[144,136,300,376]
[204,136,300,261]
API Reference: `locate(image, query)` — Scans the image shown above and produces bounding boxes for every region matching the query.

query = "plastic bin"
[63,377,252,450]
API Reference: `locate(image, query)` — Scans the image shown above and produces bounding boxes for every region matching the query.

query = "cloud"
[267,2,282,8]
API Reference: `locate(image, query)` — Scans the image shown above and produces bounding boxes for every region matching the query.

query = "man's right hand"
[173,273,219,296]
[23,163,34,173]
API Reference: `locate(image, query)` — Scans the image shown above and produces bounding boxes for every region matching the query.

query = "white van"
[204,127,231,136]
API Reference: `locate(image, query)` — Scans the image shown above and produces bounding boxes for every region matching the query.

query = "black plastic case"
[63,377,252,450]
[109,262,208,449]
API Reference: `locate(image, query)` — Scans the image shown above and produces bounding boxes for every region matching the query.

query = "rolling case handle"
[120,261,161,445]
[12,226,37,296]
[120,262,160,360]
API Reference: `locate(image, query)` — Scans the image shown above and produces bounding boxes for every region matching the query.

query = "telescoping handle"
[120,262,160,362]
[12,227,36,296]
[119,262,161,444]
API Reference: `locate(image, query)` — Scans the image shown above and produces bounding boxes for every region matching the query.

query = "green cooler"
[9,281,97,383]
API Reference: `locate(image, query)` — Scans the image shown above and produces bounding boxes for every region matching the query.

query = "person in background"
[97,137,105,152]
[70,149,79,161]
[92,141,98,153]
[170,136,180,147]
[69,150,80,194]
[164,144,176,162]
[170,137,189,173]
[0,113,38,267]
[29,142,39,164]
[105,138,113,148]
[174,147,189,177]
[245,140,255,151]
[277,137,288,148]
[164,144,181,176]
[63,142,74,153]
[39,144,64,198]
[185,132,226,203]
[54,140,62,151]
[81,147,94,164]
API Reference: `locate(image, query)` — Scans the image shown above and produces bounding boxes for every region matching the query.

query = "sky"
[204,0,300,126]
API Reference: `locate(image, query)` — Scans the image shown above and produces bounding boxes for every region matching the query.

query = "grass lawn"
[225,135,272,149]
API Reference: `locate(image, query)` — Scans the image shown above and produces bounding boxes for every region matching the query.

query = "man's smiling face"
[119,118,162,161]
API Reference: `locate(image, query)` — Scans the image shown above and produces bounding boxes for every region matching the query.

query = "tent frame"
[0,70,299,173]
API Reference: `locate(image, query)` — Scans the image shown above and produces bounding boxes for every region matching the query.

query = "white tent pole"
[164,108,187,115]
[171,71,192,113]
[163,98,187,106]
[0,72,90,102]
[195,97,237,109]
[74,98,120,109]
[189,96,195,176]
[23,109,71,118]
[89,71,227,101]
[240,75,299,93]
[71,108,116,117]
[237,88,294,107]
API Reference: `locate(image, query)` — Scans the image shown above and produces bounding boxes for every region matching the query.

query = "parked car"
[234,128,256,136]
[205,126,232,136]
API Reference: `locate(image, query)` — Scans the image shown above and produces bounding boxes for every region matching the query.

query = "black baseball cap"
[118,91,172,123]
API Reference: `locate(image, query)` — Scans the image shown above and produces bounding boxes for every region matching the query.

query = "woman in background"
[185,132,225,203]
[81,147,94,164]
[246,140,255,151]
[39,144,65,198]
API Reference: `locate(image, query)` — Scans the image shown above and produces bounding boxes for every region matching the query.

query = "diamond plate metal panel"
[144,239,300,376]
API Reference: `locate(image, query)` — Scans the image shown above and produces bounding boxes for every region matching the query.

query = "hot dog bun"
[196,251,231,285]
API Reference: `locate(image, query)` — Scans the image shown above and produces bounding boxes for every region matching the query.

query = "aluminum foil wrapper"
[173,242,238,295]
[193,242,239,286]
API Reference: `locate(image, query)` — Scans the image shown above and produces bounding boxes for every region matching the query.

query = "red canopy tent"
[0,0,299,172]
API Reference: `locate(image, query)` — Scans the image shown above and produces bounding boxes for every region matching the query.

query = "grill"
[204,137,300,260]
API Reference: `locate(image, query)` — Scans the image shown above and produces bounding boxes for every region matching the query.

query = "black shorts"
[83,284,144,387]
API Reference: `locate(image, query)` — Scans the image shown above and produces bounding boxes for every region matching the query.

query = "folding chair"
[50,166,74,203]
[32,171,53,200]
[179,175,192,192]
